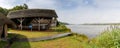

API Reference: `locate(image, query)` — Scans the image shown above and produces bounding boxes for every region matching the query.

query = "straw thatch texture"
[0,13,16,28]
[7,9,58,19]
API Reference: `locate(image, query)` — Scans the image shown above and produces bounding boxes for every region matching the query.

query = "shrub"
[88,28,120,48]
[51,24,71,32]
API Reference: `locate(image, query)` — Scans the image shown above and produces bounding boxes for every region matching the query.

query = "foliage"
[93,29,120,48]
[82,27,120,48]
[58,21,70,25]
[51,24,71,32]
[9,4,28,11]
[0,7,8,16]
[0,4,28,16]
[51,21,71,32]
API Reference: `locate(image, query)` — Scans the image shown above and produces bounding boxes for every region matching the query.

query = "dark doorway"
[1,25,5,38]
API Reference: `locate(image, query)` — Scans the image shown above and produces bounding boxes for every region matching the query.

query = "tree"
[23,4,28,9]
[0,4,28,16]
[9,4,28,11]
[0,7,8,16]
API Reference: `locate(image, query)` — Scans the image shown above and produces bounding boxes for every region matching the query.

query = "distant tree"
[0,4,28,16]
[0,7,8,16]
[9,3,28,11]
[58,21,70,25]
[23,4,28,9]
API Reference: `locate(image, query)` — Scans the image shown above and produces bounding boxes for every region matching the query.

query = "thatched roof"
[0,13,16,28]
[7,9,58,19]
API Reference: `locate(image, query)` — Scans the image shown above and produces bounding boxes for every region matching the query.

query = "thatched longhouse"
[0,13,16,40]
[7,9,58,30]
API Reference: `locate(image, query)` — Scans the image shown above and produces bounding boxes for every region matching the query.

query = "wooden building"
[0,13,16,40]
[7,9,58,30]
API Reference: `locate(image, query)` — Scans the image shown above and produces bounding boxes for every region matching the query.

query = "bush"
[51,24,71,32]
[87,28,120,48]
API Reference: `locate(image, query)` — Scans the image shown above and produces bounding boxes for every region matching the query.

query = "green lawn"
[2,30,88,48]
[0,41,8,48]
[11,36,85,48]
[5,27,120,48]
[3,28,120,48]
[8,30,64,38]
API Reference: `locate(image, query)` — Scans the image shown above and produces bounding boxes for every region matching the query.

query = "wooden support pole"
[17,18,24,30]
[38,18,40,31]
[0,25,3,40]
[4,24,7,39]
[20,18,22,30]
[47,19,52,29]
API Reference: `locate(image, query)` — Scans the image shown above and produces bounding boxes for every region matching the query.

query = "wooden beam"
[32,19,38,23]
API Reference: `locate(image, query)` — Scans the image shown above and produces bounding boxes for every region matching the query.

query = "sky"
[0,0,120,24]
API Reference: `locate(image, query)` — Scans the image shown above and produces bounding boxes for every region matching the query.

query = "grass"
[2,27,120,48]
[10,34,88,48]
[82,27,120,48]
[0,29,88,48]
[7,30,88,48]
[92,29,120,48]
[8,30,64,38]
[0,41,8,48]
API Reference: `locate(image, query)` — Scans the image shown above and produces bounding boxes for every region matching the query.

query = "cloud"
[27,0,56,9]
[95,0,120,8]
[1,0,120,24]
[57,0,120,24]
[54,0,80,10]
[0,0,26,8]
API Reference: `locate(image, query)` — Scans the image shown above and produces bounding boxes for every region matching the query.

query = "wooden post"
[38,18,40,31]
[17,18,24,30]
[35,18,41,31]
[54,18,57,27]
[20,18,22,30]
[0,25,3,40]
[4,24,7,39]
[47,19,52,29]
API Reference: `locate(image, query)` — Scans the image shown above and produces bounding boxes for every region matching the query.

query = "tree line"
[0,4,28,16]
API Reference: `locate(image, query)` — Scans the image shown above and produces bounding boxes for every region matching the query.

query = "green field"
[1,27,120,48]
[1,30,88,48]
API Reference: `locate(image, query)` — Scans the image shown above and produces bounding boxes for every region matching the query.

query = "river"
[66,25,111,39]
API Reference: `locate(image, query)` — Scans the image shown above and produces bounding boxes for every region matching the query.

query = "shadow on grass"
[0,41,8,48]
[3,33,31,48]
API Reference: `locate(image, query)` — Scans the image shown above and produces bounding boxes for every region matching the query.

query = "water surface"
[66,25,110,39]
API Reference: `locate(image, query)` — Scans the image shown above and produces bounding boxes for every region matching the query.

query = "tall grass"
[83,25,120,48]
